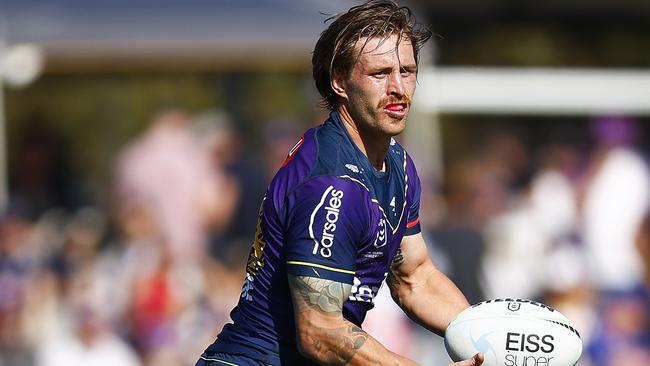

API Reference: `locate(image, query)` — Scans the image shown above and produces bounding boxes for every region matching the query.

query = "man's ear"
[331,74,348,100]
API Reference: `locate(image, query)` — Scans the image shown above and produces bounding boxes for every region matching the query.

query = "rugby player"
[197,1,483,365]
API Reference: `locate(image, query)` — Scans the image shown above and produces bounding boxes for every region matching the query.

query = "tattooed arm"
[288,272,483,366]
[387,233,470,337]
[288,274,418,365]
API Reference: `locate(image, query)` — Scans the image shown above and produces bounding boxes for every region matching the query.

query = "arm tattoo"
[387,271,400,289]
[313,324,368,364]
[392,248,405,267]
[387,249,405,290]
[288,275,351,313]
[288,275,368,364]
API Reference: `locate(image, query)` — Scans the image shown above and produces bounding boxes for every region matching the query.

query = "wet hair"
[312,0,432,110]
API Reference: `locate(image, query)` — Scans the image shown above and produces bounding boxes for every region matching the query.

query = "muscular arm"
[288,274,483,366]
[387,233,471,336]
[288,275,418,365]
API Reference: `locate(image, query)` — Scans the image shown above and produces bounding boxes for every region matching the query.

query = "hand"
[447,353,484,366]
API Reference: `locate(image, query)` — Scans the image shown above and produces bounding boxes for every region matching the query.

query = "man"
[197,1,483,365]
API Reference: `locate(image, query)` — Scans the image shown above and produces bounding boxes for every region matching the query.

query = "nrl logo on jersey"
[310,186,344,258]
[374,218,388,248]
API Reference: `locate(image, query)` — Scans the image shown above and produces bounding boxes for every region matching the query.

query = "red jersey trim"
[406,219,419,229]
[281,135,304,167]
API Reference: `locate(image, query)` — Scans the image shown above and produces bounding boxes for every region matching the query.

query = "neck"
[337,107,390,171]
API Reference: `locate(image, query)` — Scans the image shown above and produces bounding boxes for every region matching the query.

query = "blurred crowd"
[1,109,649,366]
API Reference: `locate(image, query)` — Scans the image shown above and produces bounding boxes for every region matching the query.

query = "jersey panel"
[404,153,422,236]
[285,176,371,284]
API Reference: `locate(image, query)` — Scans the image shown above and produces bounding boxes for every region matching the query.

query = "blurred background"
[1,0,650,365]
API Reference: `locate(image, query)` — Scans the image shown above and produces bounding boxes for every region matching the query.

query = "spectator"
[113,109,237,266]
[35,263,142,366]
[580,116,650,292]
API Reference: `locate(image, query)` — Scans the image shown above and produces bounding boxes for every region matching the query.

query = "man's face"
[334,34,417,137]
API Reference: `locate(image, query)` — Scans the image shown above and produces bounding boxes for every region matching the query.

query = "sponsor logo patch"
[504,333,556,366]
[309,186,344,258]
[363,251,384,259]
[348,273,386,303]
[345,163,360,173]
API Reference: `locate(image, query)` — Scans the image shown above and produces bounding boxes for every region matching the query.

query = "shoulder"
[266,126,319,209]
[273,117,348,184]
[266,119,359,213]
[288,174,373,211]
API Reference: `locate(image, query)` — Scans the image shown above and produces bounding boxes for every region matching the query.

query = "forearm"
[296,315,418,366]
[289,275,418,365]
[389,261,469,336]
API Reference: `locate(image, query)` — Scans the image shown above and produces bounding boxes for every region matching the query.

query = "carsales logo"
[310,186,344,258]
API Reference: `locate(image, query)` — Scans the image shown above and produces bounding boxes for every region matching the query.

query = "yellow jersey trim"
[199,356,239,366]
[287,261,355,275]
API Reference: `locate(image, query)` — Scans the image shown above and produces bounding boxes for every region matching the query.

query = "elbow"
[295,322,363,364]
[295,325,322,361]
[388,274,415,311]
[388,284,406,308]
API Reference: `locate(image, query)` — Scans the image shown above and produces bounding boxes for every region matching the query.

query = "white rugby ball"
[445,298,582,366]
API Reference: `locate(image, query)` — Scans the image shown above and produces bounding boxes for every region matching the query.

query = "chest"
[345,188,409,307]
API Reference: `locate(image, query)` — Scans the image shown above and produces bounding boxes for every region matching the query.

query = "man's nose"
[387,70,405,97]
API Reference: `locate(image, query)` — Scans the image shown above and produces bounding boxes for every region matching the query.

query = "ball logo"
[470,330,498,361]
[506,333,555,353]
[310,186,344,258]
[508,302,521,312]
[472,298,557,313]
[505,333,555,366]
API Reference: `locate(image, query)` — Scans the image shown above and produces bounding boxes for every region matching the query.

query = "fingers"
[470,353,484,365]
[447,353,484,366]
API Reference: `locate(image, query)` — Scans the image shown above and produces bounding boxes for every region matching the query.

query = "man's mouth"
[384,103,407,111]
[383,103,408,117]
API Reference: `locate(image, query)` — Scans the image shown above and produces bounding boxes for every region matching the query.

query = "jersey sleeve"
[284,176,369,284]
[405,155,422,236]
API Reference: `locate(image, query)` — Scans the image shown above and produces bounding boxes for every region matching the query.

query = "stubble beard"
[375,93,412,136]
[343,92,412,140]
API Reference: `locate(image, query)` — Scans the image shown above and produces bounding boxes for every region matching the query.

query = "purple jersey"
[205,112,422,365]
